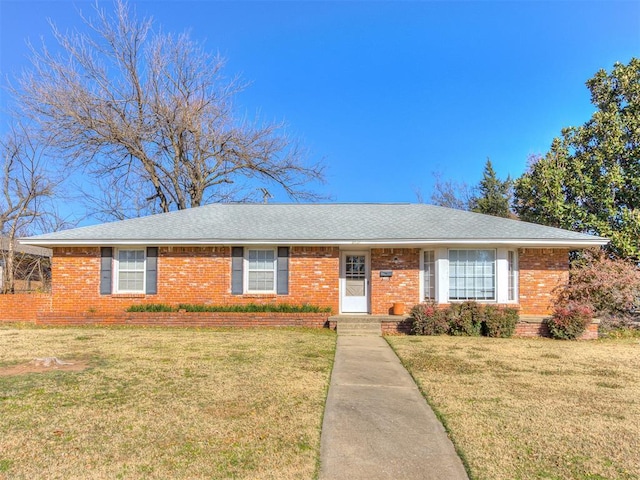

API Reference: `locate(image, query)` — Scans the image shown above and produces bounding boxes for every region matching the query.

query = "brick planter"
[35,311,332,329]
[516,315,600,340]
[382,315,600,339]
[381,317,413,335]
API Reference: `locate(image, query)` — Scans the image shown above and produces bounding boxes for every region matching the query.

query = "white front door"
[341,251,369,313]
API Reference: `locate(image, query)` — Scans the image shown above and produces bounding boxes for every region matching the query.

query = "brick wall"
[21,245,574,325]
[515,315,599,340]
[290,246,339,309]
[370,248,420,315]
[36,311,331,329]
[369,247,571,316]
[382,315,599,339]
[381,317,413,335]
[50,246,339,315]
[518,248,570,315]
[0,293,51,322]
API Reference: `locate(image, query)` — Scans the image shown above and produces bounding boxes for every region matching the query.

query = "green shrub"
[411,301,520,337]
[546,303,593,340]
[176,303,331,313]
[126,303,331,313]
[482,305,519,338]
[410,302,449,335]
[126,303,175,312]
[447,301,483,336]
[598,315,640,338]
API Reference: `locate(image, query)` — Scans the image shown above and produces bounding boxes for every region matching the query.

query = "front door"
[341,251,369,313]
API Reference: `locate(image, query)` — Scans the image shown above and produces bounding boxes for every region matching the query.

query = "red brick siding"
[370,248,571,316]
[290,247,339,310]
[370,248,420,315]
[50,246,339,315]
[0,293,51,323]
[3,245,577,336]
[518,248,570,316]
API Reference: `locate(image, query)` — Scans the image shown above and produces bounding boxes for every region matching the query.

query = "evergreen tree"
[470,159,512,218]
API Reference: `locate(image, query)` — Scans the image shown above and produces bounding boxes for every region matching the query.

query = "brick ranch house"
[15,203,607,336]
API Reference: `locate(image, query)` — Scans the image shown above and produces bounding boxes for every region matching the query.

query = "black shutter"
[146,247,158,294]
[100,247,113,295]
[277,247,289,295]
[231,247,244,295]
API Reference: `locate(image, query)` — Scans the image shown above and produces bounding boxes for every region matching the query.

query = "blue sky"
[1,0,639,214]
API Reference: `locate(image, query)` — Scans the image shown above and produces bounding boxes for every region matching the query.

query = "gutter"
[20,238,609,248]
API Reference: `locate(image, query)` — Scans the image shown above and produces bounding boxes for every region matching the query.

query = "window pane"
[448,249,495,301]
[118,271,144,291]
[247,249,276,291]
[249,271,274,291]
[117,249,145,292]
[249,250,275,271]
[423,250,435,300]
[508,250,518,301]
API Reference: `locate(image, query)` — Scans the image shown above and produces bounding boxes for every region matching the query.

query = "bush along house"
[18,203,607,335]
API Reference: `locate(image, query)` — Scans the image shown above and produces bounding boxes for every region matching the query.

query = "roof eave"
[21,237,609,248]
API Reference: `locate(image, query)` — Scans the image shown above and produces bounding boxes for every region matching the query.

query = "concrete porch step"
[333,316,383,336]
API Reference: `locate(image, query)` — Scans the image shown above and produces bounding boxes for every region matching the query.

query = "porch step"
[334,317,382,336]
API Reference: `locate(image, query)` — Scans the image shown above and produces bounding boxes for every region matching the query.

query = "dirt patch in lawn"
[0,358,90,376]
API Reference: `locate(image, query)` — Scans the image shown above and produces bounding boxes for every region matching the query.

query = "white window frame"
[421,247,519,304]
[448,249,497,302]
[244,248,277,294]
[114,248,146,294]
[421,250,437,301]
[507,250,519,302]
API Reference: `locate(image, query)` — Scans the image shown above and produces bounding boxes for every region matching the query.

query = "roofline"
[21,238,609,248]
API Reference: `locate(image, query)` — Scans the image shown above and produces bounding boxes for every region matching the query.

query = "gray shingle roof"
[21,203,608,247]
[2,237,52,257]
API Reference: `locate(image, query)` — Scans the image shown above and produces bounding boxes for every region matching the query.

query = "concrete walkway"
[318,335,469,480]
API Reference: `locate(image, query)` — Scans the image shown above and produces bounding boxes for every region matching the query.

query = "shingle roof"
[2,237,52,257]
[21,203,608,247]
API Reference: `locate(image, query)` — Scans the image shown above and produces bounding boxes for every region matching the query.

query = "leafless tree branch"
[0,122,63,293]
[14,0,325,218]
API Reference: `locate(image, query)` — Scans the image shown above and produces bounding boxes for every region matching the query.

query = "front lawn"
[387,336,640,480]
[0,326,336,479]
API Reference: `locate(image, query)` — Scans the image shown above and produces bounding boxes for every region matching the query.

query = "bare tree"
[15,0,325,218]
[430,172,477,211]
[0,123,59,293]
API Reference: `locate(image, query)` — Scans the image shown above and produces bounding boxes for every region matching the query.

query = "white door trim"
[340,251,370,314]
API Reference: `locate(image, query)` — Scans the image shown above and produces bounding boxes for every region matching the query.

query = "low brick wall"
[0,293,51,323]
[515,316,550,337]
[381,317,413,335]
[516,316,599,340]
[35,311,332,329]
[382,315,600,339]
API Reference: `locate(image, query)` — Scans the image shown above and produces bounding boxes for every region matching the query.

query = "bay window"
[449,249,496,301]
[422,248,518,303]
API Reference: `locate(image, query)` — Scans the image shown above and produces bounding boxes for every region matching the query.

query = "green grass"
[387,335,640,480]
[0,326,336,479]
